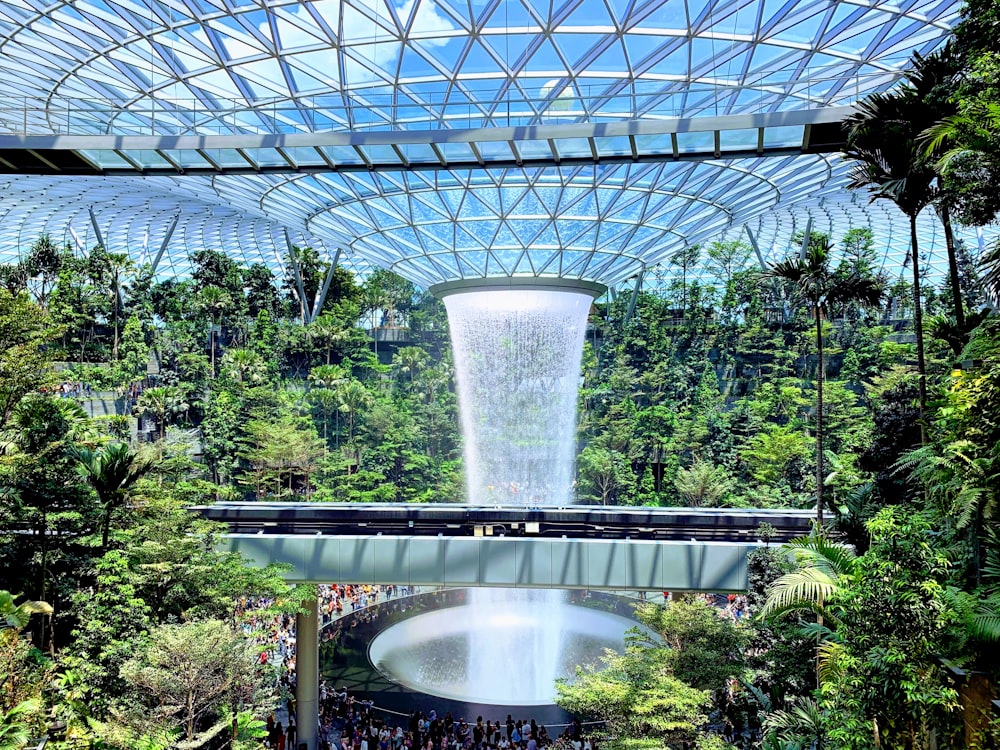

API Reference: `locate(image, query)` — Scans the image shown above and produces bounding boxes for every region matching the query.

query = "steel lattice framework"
[0,0,987,286]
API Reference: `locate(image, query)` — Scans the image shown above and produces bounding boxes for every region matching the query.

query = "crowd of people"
[247,585,751,750]
[244,585,605,750]
[60,380,92,398]
[308,687,597,750]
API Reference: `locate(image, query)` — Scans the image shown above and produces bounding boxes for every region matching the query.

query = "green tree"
[119,619,277,745]
[819,510,960,749]
[845,81,938,439]
[73,442,155,549]
[577,444,633,505]
[22,234,63,309]
[555,646,711,750]
[0,290,58,430]
[768,239,882,525]
[138,386,188,442]
[393,345,430,389]
[674,456,732,507]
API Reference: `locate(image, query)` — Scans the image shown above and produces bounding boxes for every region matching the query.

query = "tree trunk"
[939,196,966,332]
[815,305,825,528]
[910,216,928,445]
[101,498,113,550]
[112,272,120,362]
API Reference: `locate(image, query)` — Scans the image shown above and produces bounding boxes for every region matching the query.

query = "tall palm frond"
[768,241,883,526]
[73,442,155,548]
[763,696,827,749]
[759,534,857,622]
[0,698,42,750]
[844,74,938,441]
[970,596,1000,642]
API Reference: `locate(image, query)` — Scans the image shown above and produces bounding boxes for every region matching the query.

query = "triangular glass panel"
[287,55,340,91]
[398,44,442,79]
[513,253,536,274]
[457,220,492,248]
[458,252,486,277]
[492,223,521,248]
[509,188,546,216]
[274,10,330,50]
[459,192,499,219]
[569,225,600,249]
[579,37,629,75]
[488,249,520,273]
[233,59,288,95]
[639,0,688,31]
[509,218,548,244]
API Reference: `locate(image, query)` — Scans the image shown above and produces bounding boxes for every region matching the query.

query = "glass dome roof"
[0,0,986,286]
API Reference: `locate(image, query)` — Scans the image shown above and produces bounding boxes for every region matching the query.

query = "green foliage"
[0,290,59,429]
[818,509,961,749]
[117,619,277,745]
[555,645,711,750]
[739,425,811,486]
[674,456,733,507]
[634,599,749,693]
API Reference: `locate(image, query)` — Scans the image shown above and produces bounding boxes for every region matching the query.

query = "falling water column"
[433,278,604,704]
[434,279,604,506]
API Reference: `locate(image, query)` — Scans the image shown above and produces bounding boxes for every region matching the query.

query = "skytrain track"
[191,502,814,543]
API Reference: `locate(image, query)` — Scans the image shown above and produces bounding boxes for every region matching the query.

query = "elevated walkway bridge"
[194,502,813,594]
[1,106,850,176]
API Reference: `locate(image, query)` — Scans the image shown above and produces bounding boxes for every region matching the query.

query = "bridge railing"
[0,66,907,137]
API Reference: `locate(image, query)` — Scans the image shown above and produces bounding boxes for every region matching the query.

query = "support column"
[295,595,319,750]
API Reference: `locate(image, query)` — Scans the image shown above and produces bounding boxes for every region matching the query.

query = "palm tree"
[195,286,232,376]
[0,698,42,750]
[335,380,372,443]
[845,82,939,442]
[309,312,351,365]
[307,387,340,451]
[73,442,155,549]
[393,346,430,390]
[768,238,883,526]
[220,347,266,385]
[921,73,1000,306]
[897,44,968,336]
[137,386,187,441]
[759,533,858,624]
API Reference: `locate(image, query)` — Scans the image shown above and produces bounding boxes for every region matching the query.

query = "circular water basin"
[368,599,640,706]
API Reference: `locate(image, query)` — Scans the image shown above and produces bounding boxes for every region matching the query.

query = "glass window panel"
[192,148,251,168]
[279,146,326,167]
[720,128,759,152]
[675,130,715,154]
[436,141,475,163]
[514,139,551,159]
[762,125,804,149]
[79,150,133,168]
[317,145,366,164]
[237,148,290,167]
[396,142,440,164]
[159,150,212,168]
[356,143,403,165]
[634,133,675,156]
[477,140,515,161]
[593,135,632,157]
[112,150,173,168]
[552,137,593,160]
